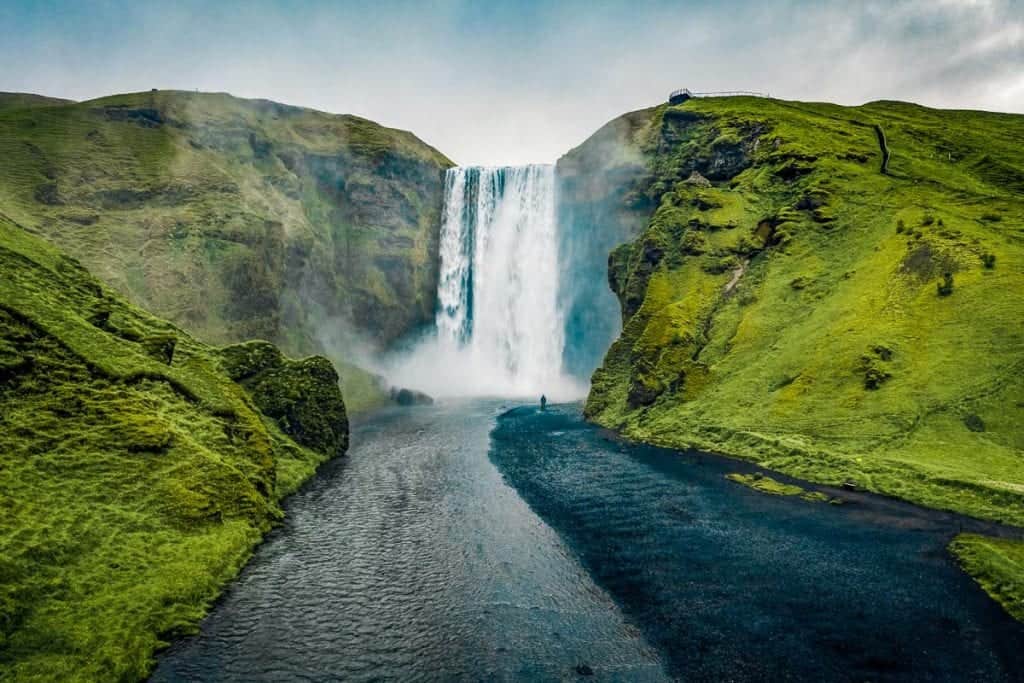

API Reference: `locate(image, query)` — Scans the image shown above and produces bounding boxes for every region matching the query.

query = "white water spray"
[388,165,584,400]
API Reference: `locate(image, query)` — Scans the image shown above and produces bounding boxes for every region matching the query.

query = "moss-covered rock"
[0,216,347,680]
[220,340,348,457]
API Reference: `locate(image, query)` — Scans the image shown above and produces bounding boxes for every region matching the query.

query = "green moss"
[336,360,390,414]
[220,340,348,457]
[584,96,1024,531]
[725,472,836,503]
[950,534,1024,622]
[0,89,454,366]
[0,216,347,679]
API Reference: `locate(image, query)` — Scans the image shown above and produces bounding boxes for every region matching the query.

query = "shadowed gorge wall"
[555,109,660,380]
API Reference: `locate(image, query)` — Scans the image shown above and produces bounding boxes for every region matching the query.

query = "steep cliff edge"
[584,97,1024,526]
[0,90,454,365]
[0,215,347,679]
[555,109,659,378]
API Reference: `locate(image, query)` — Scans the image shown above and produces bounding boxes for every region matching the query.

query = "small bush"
[859,348,893,390]
[733,236,760,257]
[937,271,954,296]
[922,214,935,226]
[896,219,905,234]
[862,363,891,390]
[982,253,996,269]
[702,255,738,275]
[963,414,985,433]
[681,230,707,255]
[871,345,894,361]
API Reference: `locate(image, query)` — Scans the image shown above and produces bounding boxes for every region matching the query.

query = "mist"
[380,165,589,402]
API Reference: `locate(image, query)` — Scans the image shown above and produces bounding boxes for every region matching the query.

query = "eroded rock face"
[555,109,659,380]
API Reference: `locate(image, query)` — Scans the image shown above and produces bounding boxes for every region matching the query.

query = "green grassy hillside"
[0,92,75,111]
[580,97,1024,616]
[0,215,348,680]
[0,90,453,377]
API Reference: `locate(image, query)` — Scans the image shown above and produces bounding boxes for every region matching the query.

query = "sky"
[1,0,1021,165]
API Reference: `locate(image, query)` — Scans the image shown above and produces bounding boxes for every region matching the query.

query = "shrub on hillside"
[937,271,954,296]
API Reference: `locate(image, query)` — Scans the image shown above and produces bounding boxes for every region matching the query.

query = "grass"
[0,90,453,388]
[950,534,1024,623]
[580,96,1024,617]
[725,472,836,503]
[337,360,392,414]
[0,215,347,680]
[586,96,1024,525]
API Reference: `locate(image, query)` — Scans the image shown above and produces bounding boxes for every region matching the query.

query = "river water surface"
[153,401,1024,681]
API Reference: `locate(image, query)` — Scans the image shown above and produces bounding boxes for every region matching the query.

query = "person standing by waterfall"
[540,395,547,411]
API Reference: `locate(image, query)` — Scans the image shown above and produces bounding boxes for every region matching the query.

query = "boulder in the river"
[575,664,595,676]
[390,386,435,406]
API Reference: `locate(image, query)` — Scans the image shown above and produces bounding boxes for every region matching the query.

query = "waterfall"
[389,165,583,399]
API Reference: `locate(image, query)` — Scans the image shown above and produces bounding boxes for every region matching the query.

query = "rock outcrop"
[220,340,349,457]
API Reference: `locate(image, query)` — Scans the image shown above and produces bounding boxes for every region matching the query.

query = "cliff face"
[0,215,347,679]
[555,109,658,378]
[583,97,1024,526]
[0,90,454,358]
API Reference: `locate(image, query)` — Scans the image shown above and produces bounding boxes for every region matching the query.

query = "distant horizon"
[2,0,1022,165]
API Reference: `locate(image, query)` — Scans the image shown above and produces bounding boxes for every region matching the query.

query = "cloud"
[0,0,1020,165]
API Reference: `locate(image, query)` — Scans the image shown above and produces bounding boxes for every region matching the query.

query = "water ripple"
[490,405,1024,681]
[152,401,667,681]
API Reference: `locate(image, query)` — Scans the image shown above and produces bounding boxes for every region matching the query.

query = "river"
[153,401,1024,681]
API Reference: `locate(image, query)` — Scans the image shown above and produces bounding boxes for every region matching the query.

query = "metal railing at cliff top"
[670,88,770,100]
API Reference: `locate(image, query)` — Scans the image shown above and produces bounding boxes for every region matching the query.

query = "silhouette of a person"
[540,394,547,411]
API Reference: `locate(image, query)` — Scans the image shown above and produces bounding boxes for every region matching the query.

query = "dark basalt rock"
[101,105,165,127]
[627,375,661,408]
[390,386,434,406]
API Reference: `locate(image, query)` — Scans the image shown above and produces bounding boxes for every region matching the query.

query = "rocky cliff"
[555,109,658,378]
[0,214,347,679]
[581,97,1024,528]
[0,90,454,362]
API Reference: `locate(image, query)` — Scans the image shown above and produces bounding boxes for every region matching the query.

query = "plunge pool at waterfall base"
[153,401,1024,682]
